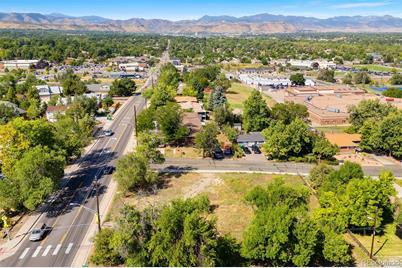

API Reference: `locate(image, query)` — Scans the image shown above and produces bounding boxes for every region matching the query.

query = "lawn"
[163,146,202,159]
[226,82,275,111]
[107,172,311,241]
[345,223,402,265]
[315,125,350,133]
[355,64,402,73]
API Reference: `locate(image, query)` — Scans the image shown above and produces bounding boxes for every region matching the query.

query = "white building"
[1,60,39,70]
[119,62,144,72]
[238,74,315,88]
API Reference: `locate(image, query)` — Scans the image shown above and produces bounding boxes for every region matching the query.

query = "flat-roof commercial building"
[1,60,39,70]
[286,94,378,126]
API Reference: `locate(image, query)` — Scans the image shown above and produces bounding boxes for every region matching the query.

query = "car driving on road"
[29,223,49,241]
[103,129,114,136]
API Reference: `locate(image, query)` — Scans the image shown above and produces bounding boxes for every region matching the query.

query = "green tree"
[353,71,371,84]
[389,73,402,85]
[208,86,227,111]
[290,73,305,86]
[150,84,176,108]
[91,228,123,266]
[155,102,187,144]
[0,146,65,211]
[382,87,402,98]
[0,103,17,124]
[242,90,271,132]
[322,231,351,265]
[262,118,312,160]
[136,132,165,164]
[271,102,308,124]
[102,95,114,110]
[26,99,42,119]
[342,72,353,85]
[312,134,338,161]
[195,122,220,157]
[348,99,397,131]
[317,69,335,82]
[213,104,234,127]
[60,68,87,96]
[147,196,219,267]
[309,163,335,189]
[242,179,318,266]
[114,152,158,193]
[109,78,136,97]
[344,171,395,227]
[378,111,402,157]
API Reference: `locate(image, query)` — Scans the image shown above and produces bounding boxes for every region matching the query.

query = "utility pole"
[95,180,101,232]
[369,206,378,259]
[133,105,138,146]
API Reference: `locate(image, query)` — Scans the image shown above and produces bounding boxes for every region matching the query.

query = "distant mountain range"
[0,12,401,34]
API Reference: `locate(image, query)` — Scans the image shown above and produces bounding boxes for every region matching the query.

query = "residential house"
[46,105,69,122]
[237,132,265,147]
[36,85,63,102]
[182,112,202,140]
[0,100,26,116]
[174,96,207,121]
[324,133,361,152]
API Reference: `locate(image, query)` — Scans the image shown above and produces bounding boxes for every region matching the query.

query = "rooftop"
[182,112,202,138]
[237,132,265,143]
[324,133,361,148]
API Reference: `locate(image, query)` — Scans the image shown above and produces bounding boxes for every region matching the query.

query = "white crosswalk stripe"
[18,243,75,260]
[65,243,73,254]
[42,245,52,257]
[52,244,62,256]
[18,248,30,260]
[32,246,42,258]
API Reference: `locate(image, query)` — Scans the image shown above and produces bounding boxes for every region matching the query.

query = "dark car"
[223,147,232,156]
[251,145,261,154]
[103,166,115,175]
[213,149,224,160]
[242,146,251,155]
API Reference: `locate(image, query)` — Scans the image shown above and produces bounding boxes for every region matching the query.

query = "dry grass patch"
[163,146,202,159]
[108,172,313,241]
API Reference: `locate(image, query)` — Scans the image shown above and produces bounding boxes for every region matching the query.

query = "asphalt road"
[0,41,171,268]
[153,158,402,177]
[0,93,147,267]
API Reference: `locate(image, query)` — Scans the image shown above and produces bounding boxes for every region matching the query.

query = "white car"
[103,129,113,137]
[29,224,49,241]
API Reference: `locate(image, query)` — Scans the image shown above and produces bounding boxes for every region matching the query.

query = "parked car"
[242,146,251,155]
[213,149,224,160]
[251,145,261,154]
[103,129,113,136]
[29,223,49,241]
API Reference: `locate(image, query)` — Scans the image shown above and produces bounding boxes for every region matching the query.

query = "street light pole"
[95,181,101,232]
[369,206,378,259]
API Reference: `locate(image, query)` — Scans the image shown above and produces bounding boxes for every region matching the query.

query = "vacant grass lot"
[108,172,310,241]
[226,82,275,111]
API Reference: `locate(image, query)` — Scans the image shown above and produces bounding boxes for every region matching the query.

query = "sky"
[1,0,401,20]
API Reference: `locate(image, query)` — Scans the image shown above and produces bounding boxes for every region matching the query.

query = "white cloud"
[332,1,391,8]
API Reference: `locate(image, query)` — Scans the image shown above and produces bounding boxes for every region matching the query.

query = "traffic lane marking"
[18,248,30,260]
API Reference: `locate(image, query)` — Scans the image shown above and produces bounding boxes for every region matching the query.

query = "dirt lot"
[107,172,311,240]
